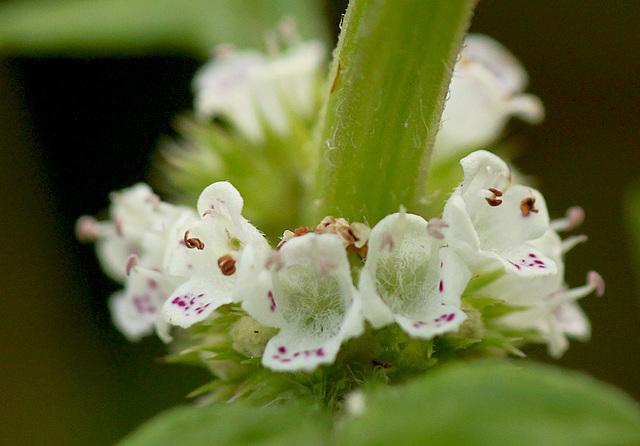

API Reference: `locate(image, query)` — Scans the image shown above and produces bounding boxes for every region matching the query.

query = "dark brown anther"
[183,230,205,250]
[485,188,503,207]
[520,197,539,216]
[217,254,236,275]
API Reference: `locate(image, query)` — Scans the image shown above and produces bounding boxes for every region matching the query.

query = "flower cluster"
[79,151,602,377]
[78,33,603,402]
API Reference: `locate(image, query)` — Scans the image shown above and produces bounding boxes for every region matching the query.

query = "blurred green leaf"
[339,360,640,445]
[311,0,477,224]
[118,400,332,446]
[0,0,328,57]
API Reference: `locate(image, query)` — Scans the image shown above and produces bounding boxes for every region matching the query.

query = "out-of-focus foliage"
[339,360,640,446]
[118,360,640,445]
[0,0,328,57]
[119,399,332,446]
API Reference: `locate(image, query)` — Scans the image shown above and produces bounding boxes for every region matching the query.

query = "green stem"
[311,0,477,225]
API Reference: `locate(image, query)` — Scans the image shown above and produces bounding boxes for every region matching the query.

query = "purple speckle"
[534,260,544,265]
[508,261,522,270]
[446,313,455,322]
[439,280,444,293]
[278,346,287,354]
[316,348,325,357]
[268,291,276,312]
[529,253,537,258]
[147,279,158,290]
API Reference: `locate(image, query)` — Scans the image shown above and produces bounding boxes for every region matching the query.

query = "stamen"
[183,230,205,250]
[561,235,588,254]
[588,271,605,297]
[217,254,237,276]
[427,218,449,239]
[75,216,101,242]
[485,188,503,207]
[551,206,585,231]
[520,196,538,216]
[125,254,139,276]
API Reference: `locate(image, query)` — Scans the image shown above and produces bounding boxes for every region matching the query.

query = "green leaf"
[339,360,640,445]
[119,400,332,446]
[311,0,477,225]
[0,0,328,57]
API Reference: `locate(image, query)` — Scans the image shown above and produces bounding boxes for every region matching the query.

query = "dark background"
[1,0,639,444]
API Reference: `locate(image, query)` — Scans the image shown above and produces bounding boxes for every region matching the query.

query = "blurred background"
[1,0,639,444]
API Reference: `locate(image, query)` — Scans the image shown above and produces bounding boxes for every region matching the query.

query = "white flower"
[193,41,325,141]
[443,150,558,278]
[359,212,471,339]
[479,215,604,357]
[110,206,198,342]
[76,183,167,283]
[235,233,364,372]
[77,183,199,341]
[434,34,544,161]
[162,181,270,328]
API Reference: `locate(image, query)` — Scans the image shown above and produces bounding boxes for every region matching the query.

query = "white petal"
[553,301,590,341]
[236,245,286,328]
[362,213,471,338]
[109,290,155,342]
[458,150,511,198]
[109,268,175,341]
[433,35,543,158]
[192,42,324,141]
[162,277,233,328]
[469,186,550,250]
[257,233,364,371]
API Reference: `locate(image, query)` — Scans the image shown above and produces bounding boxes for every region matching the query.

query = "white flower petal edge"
[236,233,364,372]
[478,223,603,357]
[434,34,544,160]
[444,150,557,278]
[77,183,200,341]
[495,272,602,357]
[77,183,165,283]
[162,181,270,328]
[193,41,324,141]
[359,212,471,339]
[109,267,181,342]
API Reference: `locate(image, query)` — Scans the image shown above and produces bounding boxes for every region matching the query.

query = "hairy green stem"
[312,0,477,225]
